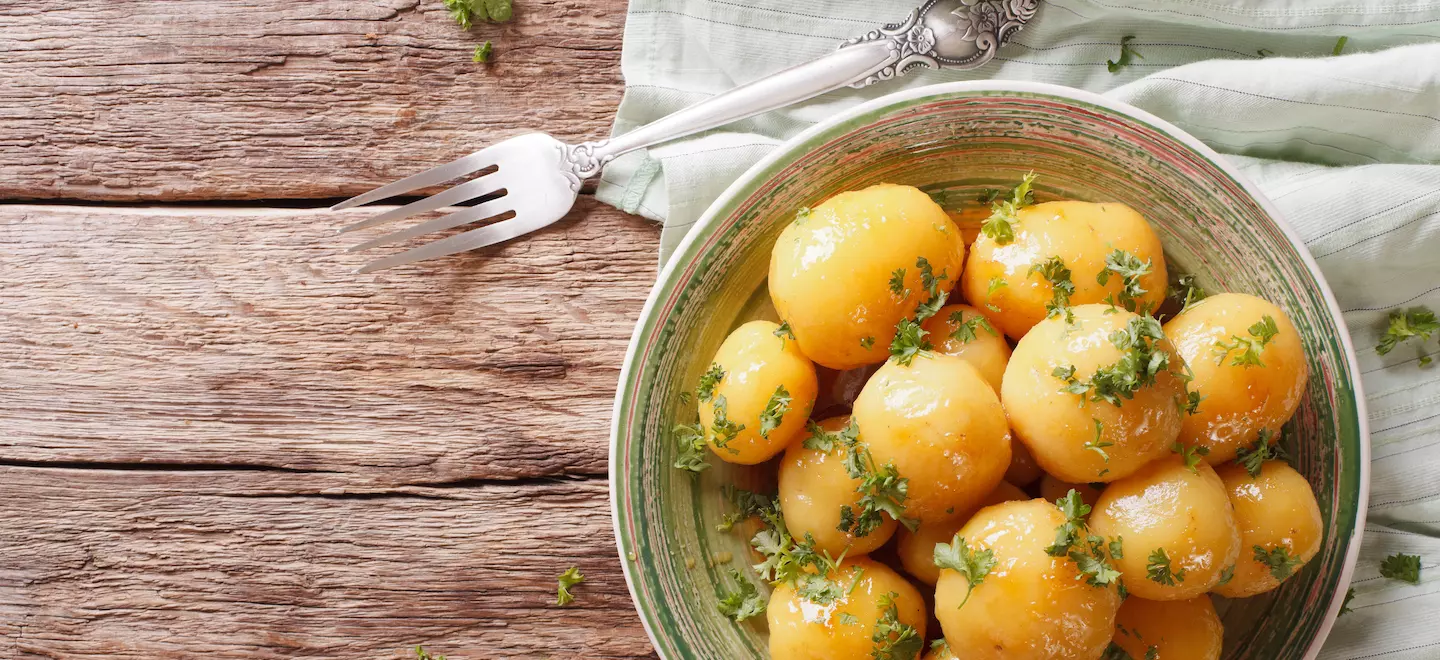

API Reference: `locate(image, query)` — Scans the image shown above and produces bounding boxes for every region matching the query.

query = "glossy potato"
[1006,441,1044,487]
[922,304,1011,393]
[936,499,1121,659]
[961,201,1168,339]
[1039,474,1104,510]
[699,320,818,464]
[851,353,1012,525]
[1001,305,1186,483]
[779,416,897,557]
[1164,293,1309,464]
[770,183,966,370]
[769,558,927,660]
[1089,457,1241,601]
[923,641,959,660]
[895,481,1028,585]
[1213,460,1324,598]
[1110,596,1224,660]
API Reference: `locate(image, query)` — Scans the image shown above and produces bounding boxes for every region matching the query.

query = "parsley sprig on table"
[415,646,447,660]
[980,172,1038,245]
[1255,544,1304,580]
[1377,306,1439,365]
[1212,315,1280,367]
[934,534,996,609]
[1380,552,1422,584]
[871,592,925,660]
[444,0,514,28]
[556,566,585,606]
[1030,256,1076,322]
[1107,36,1144,73]
[716,569,767,622]
[1339,587,1356,615]
[1097,249,1154,314]
[1054,316,1172,406]
[1235,428,1288,478]
[1145,548,1186,586]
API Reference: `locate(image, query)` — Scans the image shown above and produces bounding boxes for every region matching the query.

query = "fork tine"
[336,172,505,234]
[348,198,513,252]
[356,214,547,274]
[329,148,500,212]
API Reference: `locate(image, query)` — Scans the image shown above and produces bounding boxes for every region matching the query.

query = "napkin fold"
[598,2,1440,656]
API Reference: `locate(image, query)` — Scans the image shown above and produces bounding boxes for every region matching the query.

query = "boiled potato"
[769,558,927,660]
[961,200,1168,339]
[1110,596,1224,660]
[895,481,1028,585]
[921,303,1011,393]
[1213,460,1324,598]
[1006,441,1044,487]
[1164,293,1309,464]
[1001,305,1186,483]
[769,183,965,370]
[1039,474,1103,510]
[698,320,818,464]
[935,499,1121,659]
[923,641,958,660]
[1089,456,1241,601]
[779,416,896,558]
[851,353,1011,525]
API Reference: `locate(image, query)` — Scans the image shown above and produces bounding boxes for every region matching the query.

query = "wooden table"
[1,2,660,657]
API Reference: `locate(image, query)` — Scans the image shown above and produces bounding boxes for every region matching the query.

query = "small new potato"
[1213,460,1324,598]
[895,481,1027,585]
[699,320,818,464]
[779,416,897,558]
[1089,457,1241,601]
[851,353,1011,525]
[1110,596,1224,660]
[1006,442,1044,487]
[1039,474,1103,510]
[770,183,966,370]
[769,558,927,660]
[922,303,1011,393]
[1001,305,1186,483]
[962,200,1168,339]
[1164,293,1309,464]
[935,499,1121,660]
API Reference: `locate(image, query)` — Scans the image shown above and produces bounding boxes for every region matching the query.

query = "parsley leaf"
[774,321,796,342]
[1107,35,1144,73]
[933,534,997,609]
[556,566,585,606]
[1173,441,1210,474]
[987,275,1009,297]
[757,385,792,439]
[1085,418,1114,463]
[1059,316,1172,406]
[443,0,477,28]
[1212,315,1280,368]
[829,419,918,536]
[889,268,909,299]
[1096,249,1154,314]
[889,318,932,366]
[717,485,772,532]
[1030,256,1076,322]
[1184,389,1204,415]
[1046,489,1093,557]
[949,310,998,344]
[1235,428,1288,478]
[980,172,1038,245]
[716,569,767,622]
[709,395,745,454]
[871,591,924,660]
[1254,544,1304,581]
[472,41,493,63]
[794,207,813,224]
[443,0,514,27]
[672,423,710,473]
[1377,306,1439,356]
[1333,35,1349,56]
[1339,587,1356,616]
[415,646,448,660]
[860,336,876,350]
[913,257,950,322]
[1109,535,1125,560]
[839,612,861,626]
[1146,547,1186,586]
[697,363,726,402]
[1380,552,1421,584]
[1070,536,1122,587]
[1100,642,1134,660]
[1217,564,1236,587]
[1169,273,1206,315]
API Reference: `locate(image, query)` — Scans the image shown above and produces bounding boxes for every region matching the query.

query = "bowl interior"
[612,85,1365,660]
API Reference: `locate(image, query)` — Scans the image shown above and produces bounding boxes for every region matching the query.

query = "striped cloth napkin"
[595,1,1440,657]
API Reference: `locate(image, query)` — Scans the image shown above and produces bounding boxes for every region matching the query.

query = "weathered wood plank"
[0,466,655,659]
[0,0,627,201]
[0,201,659,485]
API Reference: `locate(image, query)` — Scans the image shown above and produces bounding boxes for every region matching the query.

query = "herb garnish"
[1377,306,1438,364]
[774,321,796,342]
[949,310,999,344]
[934,534,997,609]
[1333,36,1349,56]
[980,172,1037,245]
[913,257,950,322]
[1217,564,1236,587]
[1380,552,1421,584]
[1084,418,1113,463]
[1254,544,1304,580]
[1046,489,1093,557]
[472,41,493,63]
[1070,534,1122,587]
[1235,429,1288,478]
[1030,256,1076,322]
[803,421,917,537]
[1339,587,1356,615]
[717,485,773,532]
[987,275,1009,297]
[861,336,876,350]
[757,385,792,439]
[889,268,909,299]
[1170,273,1206,314]
[556,566,585,605]
[1055,316,1172,406]
[1097,249,1154,314]
[716,569,767,622]
[1212,315,1279,367]
[871,592,924,660]
[697,363,726,402]
[673,423,710,473]
[1146,548,1186,586]
[1107,36,1143,73]
[889,319,932,366]
[1109,536,1125,559]
[444,0,514,28]
[1173,441,1210,473]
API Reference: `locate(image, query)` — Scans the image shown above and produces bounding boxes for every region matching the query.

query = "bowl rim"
[608,79,1371,660]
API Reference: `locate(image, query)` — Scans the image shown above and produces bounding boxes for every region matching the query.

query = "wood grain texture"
[0,0,627,201]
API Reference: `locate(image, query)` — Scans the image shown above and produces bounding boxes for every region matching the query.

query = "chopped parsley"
[1173,441,1210,474]
[1380,552,1421,584]
[1212,315,1280,368]
[716,569,767,622]
[1100,643,1132,660]
[794,206,813,224]
[980,172,1038,245]
[889,318,932,366]
[672,423,710,473]
[472,41,493,63]
[750,504,848,603]
[1084,418,1114,463]
[1030,256,1076,322]
[802,419,859,453]
[1169,273,1206,315]
[1376,306,1438,359]
[1070,534,1122,587]
[987,275,1009,296]
[697,363,726,402]
[1235,428,1288,478]
[871,591,924,660]
[1046,489,1093,557]
[757,385,792,439]
[977,188,1003,205]
[1056,316,1172,406]
[934,534,997,609]
[1183,389,1204,415]
[415,646,446,660]
[889,268,909,299]
[949,310,999,344]
[556,566,585,606]
[1107,35,1143,73]
[1339,587,1356,616]
[717,485,772,532]
[1333,36,1349,56]
[443,0,514,28]
[709,395,745,454]
[1217,564,1236,587]
[839,611,861,626]
[860,336,876,350]
[1097,249,1154,314]
[913,257,950,322]
[774,321,796,342]
[1109,536,1125,559]
[1146,547,1186,586]
[1255,544,1304,581]
[831,420,918,537]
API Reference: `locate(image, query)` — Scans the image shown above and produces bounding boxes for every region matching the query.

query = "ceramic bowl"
[610,81,1368,660]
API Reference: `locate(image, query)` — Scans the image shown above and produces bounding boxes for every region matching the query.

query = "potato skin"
[779,416,896,558]
[1163,293,1309,464]
[1111,596,1224,660]
[1088,457,1241,601]
[895,481,1028,585]
[1039,474,1103,510]
[699,320,818,465]
[851,354,1012,525]
[1001,305,1186,483]
[935,499,1121,660]
[768,558,927,660]
[1213,460,1324,598]
[961,201,1168,340]
[769,183,965,370]
[922,303,1012,393]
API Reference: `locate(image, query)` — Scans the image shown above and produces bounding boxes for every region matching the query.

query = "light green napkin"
[598,1,1440,657]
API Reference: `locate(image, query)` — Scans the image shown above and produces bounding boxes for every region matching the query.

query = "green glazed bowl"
[610,81,1368,660]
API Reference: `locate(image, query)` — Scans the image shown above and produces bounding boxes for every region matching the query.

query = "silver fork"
[335,0,1038,273]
